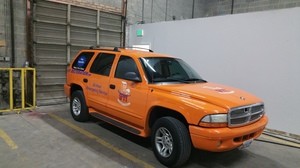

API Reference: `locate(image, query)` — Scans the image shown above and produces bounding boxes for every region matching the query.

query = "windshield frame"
[139,57,206,84]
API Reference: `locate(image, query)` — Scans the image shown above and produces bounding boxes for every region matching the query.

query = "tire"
[70,90,90,122]
[151,117,191,168]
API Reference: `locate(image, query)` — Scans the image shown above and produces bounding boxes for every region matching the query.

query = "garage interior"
[1,0,300,167]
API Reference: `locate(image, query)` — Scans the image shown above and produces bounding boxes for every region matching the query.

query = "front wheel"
[70,90,90,122]
[151,117,191,167]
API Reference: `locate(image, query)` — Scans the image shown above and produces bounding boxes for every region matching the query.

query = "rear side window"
[72,52,94,71]
[90,53,115,76]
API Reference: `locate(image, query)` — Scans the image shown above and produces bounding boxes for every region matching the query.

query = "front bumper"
[189,115,268,152]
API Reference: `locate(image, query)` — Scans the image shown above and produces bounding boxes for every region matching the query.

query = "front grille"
[228,103,264,127]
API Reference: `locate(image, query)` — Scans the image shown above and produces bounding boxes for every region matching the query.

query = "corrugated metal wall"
[33,0,123,105]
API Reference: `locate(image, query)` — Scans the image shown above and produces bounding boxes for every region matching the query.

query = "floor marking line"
[0,128,18,150]
[259,134,300,148]
[48,113,154,168]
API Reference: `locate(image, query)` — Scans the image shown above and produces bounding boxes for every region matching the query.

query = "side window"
[90,53,115,76]
[72,52,94,71]
[115,56,141,80]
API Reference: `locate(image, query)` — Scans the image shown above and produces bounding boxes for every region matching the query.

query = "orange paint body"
[64,48,268,152]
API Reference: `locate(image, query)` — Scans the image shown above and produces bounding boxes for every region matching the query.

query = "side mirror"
[124,72,142,82]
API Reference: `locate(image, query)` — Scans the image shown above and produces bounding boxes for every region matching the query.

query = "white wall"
[128,7,300,135]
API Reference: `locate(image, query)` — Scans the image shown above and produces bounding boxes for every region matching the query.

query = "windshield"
[140,57,206,84]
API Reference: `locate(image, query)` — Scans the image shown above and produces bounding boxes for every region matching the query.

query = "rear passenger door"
[86,52,115,110]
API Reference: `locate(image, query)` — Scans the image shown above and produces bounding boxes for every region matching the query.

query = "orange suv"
[64,47,268,167]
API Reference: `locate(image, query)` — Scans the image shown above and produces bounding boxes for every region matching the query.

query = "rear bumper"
[189,115,268,152]
[64,84,71,98]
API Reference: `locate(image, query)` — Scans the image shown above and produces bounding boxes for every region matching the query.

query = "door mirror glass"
[124,72,141,82]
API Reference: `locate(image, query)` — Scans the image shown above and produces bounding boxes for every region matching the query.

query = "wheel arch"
[71,83,83,93]
[148,106,189,131]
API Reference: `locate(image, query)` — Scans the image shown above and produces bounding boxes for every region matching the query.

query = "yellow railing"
[0,68,36,113]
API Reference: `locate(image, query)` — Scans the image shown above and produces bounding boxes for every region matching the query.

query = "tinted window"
[115,56,141,80]
[140,57,205,83]
[72,52,94,71]
[90,53,115,76]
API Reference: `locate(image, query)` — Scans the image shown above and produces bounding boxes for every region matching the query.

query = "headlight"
[199,114,228,128]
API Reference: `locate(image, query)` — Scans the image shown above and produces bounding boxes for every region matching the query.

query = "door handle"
[83,78,88,83]
[109,84,115,89]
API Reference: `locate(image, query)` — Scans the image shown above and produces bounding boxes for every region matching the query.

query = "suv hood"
[150,82,262,110]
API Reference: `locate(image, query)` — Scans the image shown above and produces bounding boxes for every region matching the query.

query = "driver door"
[107,55,148,130]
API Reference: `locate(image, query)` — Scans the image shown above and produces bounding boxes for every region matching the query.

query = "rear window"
[72,52,94,71]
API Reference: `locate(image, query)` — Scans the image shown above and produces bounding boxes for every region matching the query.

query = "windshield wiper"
[164,78,206,83]
[152,78,206,84]
[184,78,207,83]
[164,78,190,83]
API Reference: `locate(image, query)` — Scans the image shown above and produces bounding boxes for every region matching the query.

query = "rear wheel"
[70,90,90,122]
[151,117,191,167]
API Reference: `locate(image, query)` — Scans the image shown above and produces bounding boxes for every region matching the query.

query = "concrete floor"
[0,104,299,168]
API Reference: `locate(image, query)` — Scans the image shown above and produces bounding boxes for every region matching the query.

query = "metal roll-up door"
[33,1,68,105]
[33,0,123,105]
[70,6,97,60]
[99,12,123,47]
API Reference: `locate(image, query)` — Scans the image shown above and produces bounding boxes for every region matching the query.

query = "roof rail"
[123,46,154,52]
[113,47,119,51]
[88,46,120,52]
[87,46,153,52]
[89,46,96,49]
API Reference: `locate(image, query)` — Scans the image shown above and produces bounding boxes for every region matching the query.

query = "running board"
[90,112,141,135]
